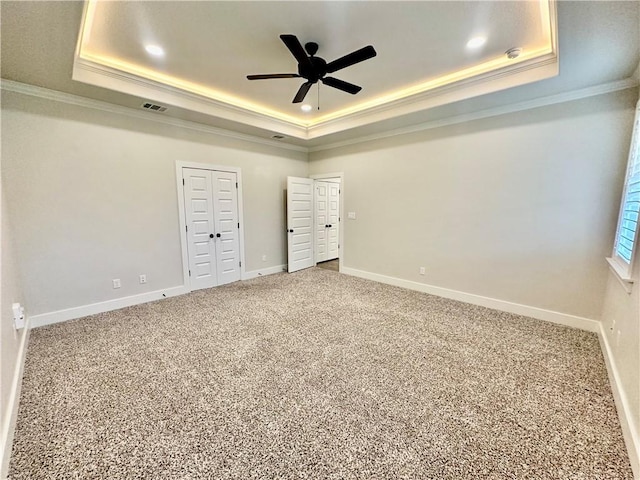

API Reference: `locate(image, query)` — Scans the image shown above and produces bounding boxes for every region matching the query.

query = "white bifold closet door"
[184,168,241,290]
[315,181,340,263]
[287,177,315,273]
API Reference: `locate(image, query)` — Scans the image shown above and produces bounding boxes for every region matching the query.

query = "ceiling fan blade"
[325,45,377,74]
[322,77,362,95]
[280,34,313,69]
[247,74,300,80]
[293,82,313,103]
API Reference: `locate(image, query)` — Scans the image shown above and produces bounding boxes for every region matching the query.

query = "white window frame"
[607,99,640,291]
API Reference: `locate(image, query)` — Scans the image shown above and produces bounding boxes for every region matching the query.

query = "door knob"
[328,224,332,227]
[209,234,214,238]
[216,233,221,238]
[289,229,294,233]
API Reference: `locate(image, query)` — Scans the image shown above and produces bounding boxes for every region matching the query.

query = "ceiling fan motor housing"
[247,35,376,103]
[299,56,327,83]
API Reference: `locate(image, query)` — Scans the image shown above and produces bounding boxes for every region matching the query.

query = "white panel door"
[212,171,241,285]
[287,177,315,273]
[326,182,340,261]
[315,181,329,263]
[184,169,217,290]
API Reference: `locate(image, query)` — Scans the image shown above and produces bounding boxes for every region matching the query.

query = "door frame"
[176,161,246,291]
[310,172,344,273]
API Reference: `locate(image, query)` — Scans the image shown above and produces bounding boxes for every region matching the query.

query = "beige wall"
[309,88,640,467]
[601,268,640,467]
[0,179,27,476]
[309,88,638,321]
[2,85,639,472]
[1,91,308,316]
[601,96,640,464]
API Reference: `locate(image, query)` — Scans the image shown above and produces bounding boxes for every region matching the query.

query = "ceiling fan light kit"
[247,34,377,104]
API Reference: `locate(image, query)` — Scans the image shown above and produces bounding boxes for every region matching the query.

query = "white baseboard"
[598,324,640,478]
[242,264,287,280]
[29,266,289,329]
[0,317,31,479]
[29,286,189,329]
[341,267,600,332]
[27,266,290,329]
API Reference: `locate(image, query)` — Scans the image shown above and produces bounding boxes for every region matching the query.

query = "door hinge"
[238,222,240,229]
[182,178,185,185]
[339,189,341,194]
[236,182,238,189]
[186,225,188,232]
[189,270,191,277]
[239,261,242,267]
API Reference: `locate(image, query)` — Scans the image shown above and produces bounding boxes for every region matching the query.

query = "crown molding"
[307,53,558,139]
[3,76,635,156]
[0,79,309,153]
[308,77,639,153]
[73,57,309,139]
[73,51,560,142]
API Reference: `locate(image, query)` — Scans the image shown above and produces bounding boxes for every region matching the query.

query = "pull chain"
[317,82,320,111]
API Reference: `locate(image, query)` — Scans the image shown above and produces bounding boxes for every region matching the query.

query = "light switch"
[348,212,356,219]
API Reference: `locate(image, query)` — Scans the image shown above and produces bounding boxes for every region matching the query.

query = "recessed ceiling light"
[145,45,165,57]
[301,104,312,112]
[466,36,486,49]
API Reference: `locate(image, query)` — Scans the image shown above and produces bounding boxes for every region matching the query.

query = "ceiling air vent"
[141,102,168,113]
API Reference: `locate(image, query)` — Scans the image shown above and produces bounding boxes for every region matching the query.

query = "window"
[609,99,640,283]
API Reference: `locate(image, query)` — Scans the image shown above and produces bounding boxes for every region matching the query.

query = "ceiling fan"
[247,34,377,104]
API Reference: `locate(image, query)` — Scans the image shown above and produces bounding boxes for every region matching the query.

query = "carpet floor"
[9,268,632,479]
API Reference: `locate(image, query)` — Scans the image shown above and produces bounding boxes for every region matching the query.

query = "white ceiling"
[1,1,639,148]
[82,1,550,119]
[74,0,559,138]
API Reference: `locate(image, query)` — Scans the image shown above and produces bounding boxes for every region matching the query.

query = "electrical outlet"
[112,279,121,289]
[262,255,267,262]
[348,212,356,219]
[419,267,426,275]
[12,303,25,330]
[139,274,147,284]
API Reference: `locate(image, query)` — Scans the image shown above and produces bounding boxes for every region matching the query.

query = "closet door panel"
[184,169,217,290]
[326,182,340,261]
[315,181,329,263]
[212,171,241,285]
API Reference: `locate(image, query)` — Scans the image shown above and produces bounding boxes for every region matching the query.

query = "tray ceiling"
[3,1,637,147]
[73,0,558,140]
